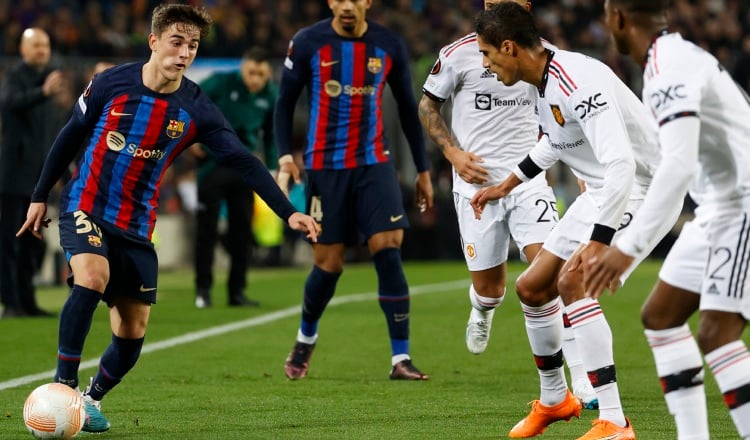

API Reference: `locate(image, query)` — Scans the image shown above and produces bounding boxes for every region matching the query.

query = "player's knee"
[472,280,505,298]
[696,312,743,354]
[640,302,686,330]
[697,320,722,354]
[73,270,109,293]
[515,272,554,306]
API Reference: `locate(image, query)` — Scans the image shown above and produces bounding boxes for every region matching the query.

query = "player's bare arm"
[470,172,522,219]
[415,170,434,213]
[418,95,488,185]
[16,202,50,239]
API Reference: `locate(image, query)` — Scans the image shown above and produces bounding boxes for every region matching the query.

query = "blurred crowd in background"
[0,0,748,263]
[1,0,748,88]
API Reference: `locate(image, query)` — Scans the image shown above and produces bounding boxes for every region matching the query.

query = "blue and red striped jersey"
[46,62,294,240]
[275,19,429,172]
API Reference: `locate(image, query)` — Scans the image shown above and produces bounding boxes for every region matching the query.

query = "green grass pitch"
[0,260,745,438]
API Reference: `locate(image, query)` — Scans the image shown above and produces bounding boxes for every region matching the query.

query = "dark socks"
[55,285,101,389]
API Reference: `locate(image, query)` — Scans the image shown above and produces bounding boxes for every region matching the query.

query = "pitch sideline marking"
[0,278,470,391]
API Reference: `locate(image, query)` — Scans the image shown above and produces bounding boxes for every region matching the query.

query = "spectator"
[0,27,65,318]
[193,47,279,309]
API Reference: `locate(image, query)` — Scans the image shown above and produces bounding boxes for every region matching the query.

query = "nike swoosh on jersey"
[110,109,133,117]
[321,60,339,67]
[139,285,156,292]
[390,215,404,222]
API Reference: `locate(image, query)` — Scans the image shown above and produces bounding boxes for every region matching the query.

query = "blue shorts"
[306,162,409,246]
[59,210,158,304]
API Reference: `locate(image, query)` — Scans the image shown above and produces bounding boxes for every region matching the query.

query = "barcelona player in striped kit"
[274,0,434,380]
[17,4,319,433]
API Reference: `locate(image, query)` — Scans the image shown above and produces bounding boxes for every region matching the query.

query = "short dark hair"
[474,2,540,49]
[151,4,212,38]
[609,0,670,13]
[242,47,270,64]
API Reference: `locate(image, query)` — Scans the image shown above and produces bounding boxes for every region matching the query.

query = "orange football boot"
[508,389,583,438]
[576,417,635,440]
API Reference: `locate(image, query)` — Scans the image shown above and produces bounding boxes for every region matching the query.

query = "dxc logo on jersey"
[475,94,491,110]
[575,93,608,119]
[650,84,687,110]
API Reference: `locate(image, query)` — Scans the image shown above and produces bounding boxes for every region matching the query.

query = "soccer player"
[17,4,319,433]
[274,0,434,380]
[471,3,675,438]
[586,1,750,438]
[193,47,279,309]
[418,0,596,409]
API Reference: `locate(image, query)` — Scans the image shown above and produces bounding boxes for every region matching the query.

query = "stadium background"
[0,0,748,277]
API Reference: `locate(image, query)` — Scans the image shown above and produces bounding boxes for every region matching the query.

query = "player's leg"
[643,220,708,440]
[58,247,111,433]
[558,248,636,438]
[85,296,150,401]
[509,249,581,438]
[509,185,596,407]
[521,242,596,409]
[360,163,426,380]
[367,229,426,380]
[194,168,223,308]
[223,170,257,306]
[466,266,505,354]
[641,282,706,440]
[695,214,750,439]
[453,191,508,354]
[55,212,109,390]
[701,310,750,439]
[81,236,156,433]
[285,170,347,380]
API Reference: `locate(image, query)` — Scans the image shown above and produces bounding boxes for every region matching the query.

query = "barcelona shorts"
[305,162,409,246]
[59,210,158,304]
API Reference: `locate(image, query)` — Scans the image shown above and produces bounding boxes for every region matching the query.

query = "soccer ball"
[23,383,86,439]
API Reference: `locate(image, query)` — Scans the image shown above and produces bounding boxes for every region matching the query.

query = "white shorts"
[454,184,557,271]
[660,213,750,319]
[543,191,677,283]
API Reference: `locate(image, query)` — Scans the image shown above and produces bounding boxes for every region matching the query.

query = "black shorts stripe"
[729,213,750,299]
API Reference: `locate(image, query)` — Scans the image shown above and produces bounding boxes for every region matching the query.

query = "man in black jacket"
[0,28,65,318]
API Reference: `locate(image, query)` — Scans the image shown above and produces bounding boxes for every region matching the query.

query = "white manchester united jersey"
[616,32,750,255]
[522,49,661,231]
[422,33,542,198]
[644,33,750,208]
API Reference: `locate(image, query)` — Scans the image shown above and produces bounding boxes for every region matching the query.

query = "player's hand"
[448,149,489,185]
[415,171,434,213]
[287,212,320,243]
[470,184,506,219]
[277,154,300,197]
[17,202,50,240]
[586,246,633,299]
